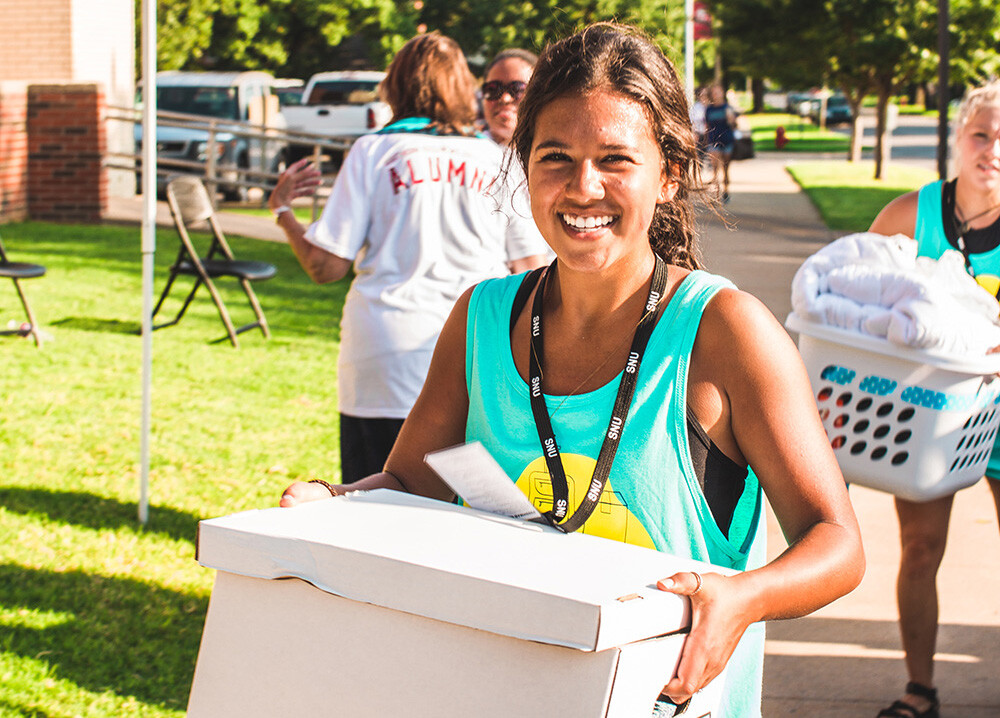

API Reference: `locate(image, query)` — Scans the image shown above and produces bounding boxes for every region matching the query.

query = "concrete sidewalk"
[105,153,1000,716]
[702,152,1000,718]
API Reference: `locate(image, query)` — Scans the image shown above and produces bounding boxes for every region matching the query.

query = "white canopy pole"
[684,0,695,106]
[139,0,157,525]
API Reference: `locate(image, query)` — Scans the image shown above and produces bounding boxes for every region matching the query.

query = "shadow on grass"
[50,317,142,335]
[0,563,206,712]
[0,488,201,544]
[0,221,348,344]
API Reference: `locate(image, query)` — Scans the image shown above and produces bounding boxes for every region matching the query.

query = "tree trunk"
[751,77,765,113]
[849,111,864,162]
[873,79,893,180]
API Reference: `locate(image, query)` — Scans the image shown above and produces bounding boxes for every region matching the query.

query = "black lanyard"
[527,255,669,533]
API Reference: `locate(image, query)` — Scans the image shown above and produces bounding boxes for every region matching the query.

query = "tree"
[418,0,687,70]
[717,0,1000,178]
[146,0,417,76]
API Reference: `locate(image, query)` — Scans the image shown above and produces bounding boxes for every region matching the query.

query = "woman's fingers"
[656,570,704,596]
[279,480,331,507]
[655,571,721,704]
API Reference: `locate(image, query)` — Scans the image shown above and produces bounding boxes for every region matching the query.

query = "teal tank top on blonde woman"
[464,269,767,717]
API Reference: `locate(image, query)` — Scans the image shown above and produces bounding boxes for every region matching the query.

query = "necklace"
[535,280,664,419]
[526,256,669,531]
[954,199,1000,237]
[946,180,1000,273]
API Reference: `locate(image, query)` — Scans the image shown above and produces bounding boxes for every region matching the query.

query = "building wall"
[71,0,135,197]
[0,82,29,220]
[0,0,135,214]
[27,83,106,222]
[0,1,73,81]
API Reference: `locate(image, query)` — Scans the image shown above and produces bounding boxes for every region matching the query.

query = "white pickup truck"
[283,71,392,164]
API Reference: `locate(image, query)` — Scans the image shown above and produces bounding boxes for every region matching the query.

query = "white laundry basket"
[786,313,1000,502]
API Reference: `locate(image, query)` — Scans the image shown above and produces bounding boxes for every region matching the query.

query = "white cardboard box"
[188,489,727,717]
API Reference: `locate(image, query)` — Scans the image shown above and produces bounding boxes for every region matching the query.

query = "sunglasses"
[482,80,528,102]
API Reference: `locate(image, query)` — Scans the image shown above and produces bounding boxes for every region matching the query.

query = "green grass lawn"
[787,161,938,232]
[744,112,852,153]
[0,221,349,716]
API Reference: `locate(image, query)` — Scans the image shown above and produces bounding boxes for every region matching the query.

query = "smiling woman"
[524,89,676,277]
[279,23,864,718]
[868,78,1000,718]
[481,48,537,145]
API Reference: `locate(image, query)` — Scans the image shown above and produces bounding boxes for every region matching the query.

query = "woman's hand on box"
[279,480,337,507]
[655,571,751,705]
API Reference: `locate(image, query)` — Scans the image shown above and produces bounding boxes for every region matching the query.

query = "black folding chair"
[0,232,46,347]
[154,176,277,347]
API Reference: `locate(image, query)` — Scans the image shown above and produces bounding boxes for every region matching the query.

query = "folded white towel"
[791,232,1000,356]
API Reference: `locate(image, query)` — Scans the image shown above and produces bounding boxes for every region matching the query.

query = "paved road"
[703,152,1000,718]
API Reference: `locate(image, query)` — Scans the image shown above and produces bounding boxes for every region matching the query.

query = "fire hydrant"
[775,126,789,150]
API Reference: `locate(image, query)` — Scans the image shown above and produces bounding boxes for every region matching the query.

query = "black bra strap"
[509,267,545,334]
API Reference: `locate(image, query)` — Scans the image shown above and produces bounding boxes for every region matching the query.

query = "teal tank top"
[915,181,1000,478]
[465,269,766,717]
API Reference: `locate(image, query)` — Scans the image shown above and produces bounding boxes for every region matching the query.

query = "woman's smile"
[527,87,676,270]
[560,213,618,231]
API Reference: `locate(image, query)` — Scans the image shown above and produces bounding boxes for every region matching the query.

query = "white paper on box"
[195,490,729,652]
[424,441,543,520]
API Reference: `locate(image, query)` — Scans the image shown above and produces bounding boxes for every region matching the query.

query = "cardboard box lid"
[197,489,725,652]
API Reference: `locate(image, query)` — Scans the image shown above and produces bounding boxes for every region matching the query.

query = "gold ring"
[691,571,703,596]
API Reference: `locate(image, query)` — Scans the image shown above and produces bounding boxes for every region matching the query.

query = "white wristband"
[272,205,292,218]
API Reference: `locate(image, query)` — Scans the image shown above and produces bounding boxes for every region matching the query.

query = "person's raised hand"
[269,158,322,213]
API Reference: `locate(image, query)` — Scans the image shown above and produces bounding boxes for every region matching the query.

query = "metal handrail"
[106,105,351,217]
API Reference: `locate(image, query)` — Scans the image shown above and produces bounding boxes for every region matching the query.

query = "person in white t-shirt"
[269,32,549,484]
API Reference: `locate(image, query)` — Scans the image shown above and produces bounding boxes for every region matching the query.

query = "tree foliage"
[146,0,690,78]
[419,0,687,66]
[716,0,1000,176]
[146,0,417,75]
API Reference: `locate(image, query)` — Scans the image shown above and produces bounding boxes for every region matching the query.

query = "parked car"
[272,78,305,107]
[135,71,289,201]
[786,91,815,116]
[282,70,392,164]
[808,93,852,126]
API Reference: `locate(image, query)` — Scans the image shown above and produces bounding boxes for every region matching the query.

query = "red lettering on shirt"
[448,159,466,186]
[389,167,406,194]
[407,159,424,184]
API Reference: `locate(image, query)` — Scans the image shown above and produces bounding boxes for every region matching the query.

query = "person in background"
[868,79,1000,718]
[481,48,538,146]
[703,83,737,202]
[268,32,549,485]
[280,23,864,717]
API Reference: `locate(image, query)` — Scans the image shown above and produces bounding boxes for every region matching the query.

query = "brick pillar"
[27,83,107,222]
[0,82,29,222]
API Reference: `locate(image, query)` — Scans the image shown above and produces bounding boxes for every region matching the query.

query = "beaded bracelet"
[308,479,338,497]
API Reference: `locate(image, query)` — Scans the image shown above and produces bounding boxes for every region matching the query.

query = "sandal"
[876,682,940,718]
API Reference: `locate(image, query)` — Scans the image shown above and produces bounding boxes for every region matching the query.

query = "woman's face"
[957,105,1000,195]
[527,88,677,274]
[483,58,533,145]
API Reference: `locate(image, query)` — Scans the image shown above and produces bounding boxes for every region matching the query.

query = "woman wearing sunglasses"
[481,49,537,146]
